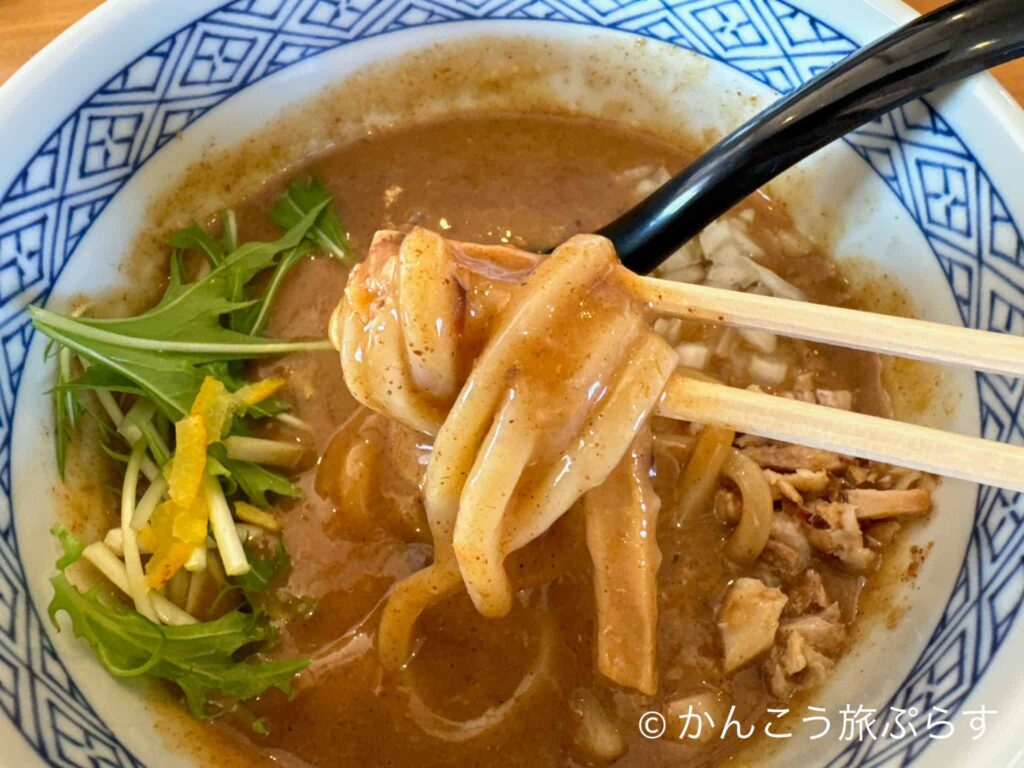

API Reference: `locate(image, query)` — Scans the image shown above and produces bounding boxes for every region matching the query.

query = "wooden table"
[1,0,1021,99]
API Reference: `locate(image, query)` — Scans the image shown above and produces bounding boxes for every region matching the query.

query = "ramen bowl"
[1,1,1023,766]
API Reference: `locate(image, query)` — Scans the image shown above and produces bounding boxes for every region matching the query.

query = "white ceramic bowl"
[1,1,1023,766]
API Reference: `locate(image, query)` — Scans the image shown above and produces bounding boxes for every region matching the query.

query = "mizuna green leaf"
[270,176,350,260]
[48,525,308,718]
[29,201,334,420]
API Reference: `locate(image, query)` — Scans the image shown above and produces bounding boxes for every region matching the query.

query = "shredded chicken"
[764,468,830,504]
[784,569,830,616]
[879,466,929,490]
[815,389,853,411]
[717,578,788,673]
[760,512,812,580]
[803,502,877,572]
[864,520,902,549]
[764,602,847,699]
[781,370,853,410]
[742,443,846,472]
[765,632,833,699]
[787,371,817,403]
[765,472,801,504]
[782,603,846,651]
[845,463,870,486]
[848,488,931,520]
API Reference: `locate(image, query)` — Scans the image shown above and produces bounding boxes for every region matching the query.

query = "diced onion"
[619,164,671,202]
[661,264,706,284]
[748,354,789,385]
[750,261,806,301]
[653,317,684,346]
[715,329,737,358]
[738,328,778,354]
[656,240,706,284]
[675,342,710,370]
[698,220,735,256]
[704,248,759,292]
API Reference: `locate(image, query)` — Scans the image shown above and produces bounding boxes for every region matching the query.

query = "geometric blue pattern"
[1,0,1022,765]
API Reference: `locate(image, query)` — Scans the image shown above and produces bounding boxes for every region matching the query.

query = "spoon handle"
[601,0,1024,275]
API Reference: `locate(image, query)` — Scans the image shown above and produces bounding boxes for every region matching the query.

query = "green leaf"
[55,364,144,398]
[270,177,349,260]
[30,314,210,420]
[53,348,83,478]
[52,523,84,570]
[29,313,330,423]
[168,223,226,268]
[234,537,290,603]
[54,380,123,448]
[127,402,172,466]
[71,245,292,344]
[220,209,238,254]
[52,198,329,344]
[33,177,337,426]
[242,243,312,336]
[211,446,300,508]
[231,460,301,508]
[48,527,308,718]
[98,440,132,465]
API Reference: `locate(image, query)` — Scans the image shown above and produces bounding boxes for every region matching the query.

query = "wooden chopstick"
[658,375,1024,492]
[439,235,1024,488]
[626,273,1024,378]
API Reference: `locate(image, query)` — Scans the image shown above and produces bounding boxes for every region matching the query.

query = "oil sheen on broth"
[144,112,918,768]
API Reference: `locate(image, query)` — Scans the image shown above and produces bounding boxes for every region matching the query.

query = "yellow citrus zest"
[190,376,230,444]
[145,540,193,589]
[189,374,285,444]
[142,495,210,588]
[234,501,281,532]
[140,374,287,588]
[234,377,285,408]
[168,414,207,509]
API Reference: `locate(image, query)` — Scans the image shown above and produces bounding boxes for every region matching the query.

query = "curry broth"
[31,28,948,768]
[133,113,904,767]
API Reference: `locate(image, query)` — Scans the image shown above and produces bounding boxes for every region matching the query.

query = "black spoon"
[599,0,1024,275]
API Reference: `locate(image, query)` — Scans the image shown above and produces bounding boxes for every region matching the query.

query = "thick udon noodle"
[331,227,775,705]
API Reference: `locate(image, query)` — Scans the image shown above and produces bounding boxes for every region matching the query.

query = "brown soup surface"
[65,108,934,768]
[161,113,913,767]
